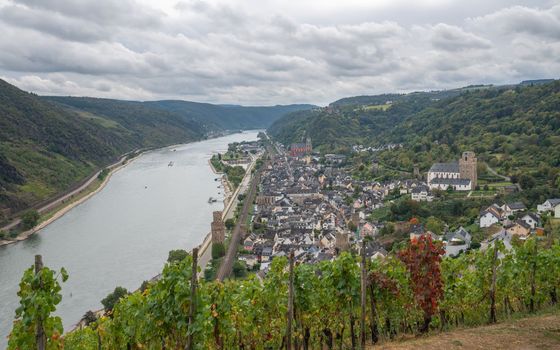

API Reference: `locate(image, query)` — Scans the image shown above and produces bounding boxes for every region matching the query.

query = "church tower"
[459,151,477,189]
[305,136,312,154]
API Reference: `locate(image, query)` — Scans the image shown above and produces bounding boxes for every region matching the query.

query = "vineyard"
[8,235,560,349]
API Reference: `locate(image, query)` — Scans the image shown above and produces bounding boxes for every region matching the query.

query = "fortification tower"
[211,211,225,244]
[459,151,477,189]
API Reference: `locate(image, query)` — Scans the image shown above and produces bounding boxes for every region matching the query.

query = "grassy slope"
[375,312,560,350]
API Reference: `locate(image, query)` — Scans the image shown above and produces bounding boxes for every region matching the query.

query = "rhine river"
[0,131,259,347]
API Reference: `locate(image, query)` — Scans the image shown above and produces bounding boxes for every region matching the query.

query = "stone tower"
[211,211,225,244]
[305,136,312,154]
[459,151,477,189]
[335,231,350,252]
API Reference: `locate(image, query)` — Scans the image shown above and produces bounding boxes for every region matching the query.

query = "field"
[374,312,560,350]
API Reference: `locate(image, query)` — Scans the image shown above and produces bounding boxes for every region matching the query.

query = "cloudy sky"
[0,0,558,105]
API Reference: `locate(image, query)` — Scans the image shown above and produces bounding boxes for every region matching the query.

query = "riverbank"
[0,153,140,248]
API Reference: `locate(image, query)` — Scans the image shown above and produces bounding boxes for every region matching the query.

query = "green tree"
[101,286,128,312]
[21,210,40,230]
[233,260,247,278]
[225,218,235,230]
[167,249,188,263]
[211,242,225,259]
[426,216,444,235]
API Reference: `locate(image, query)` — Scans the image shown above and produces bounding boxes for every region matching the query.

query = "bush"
[225,218,235,230]
[211,242,225,260]
[82,310,97,326]
[101,286,128,312]
[0,230,6,240]
[97,168,109,181]
[21,210,40,230]
[139,280,150,292]
[233,260,247,278]
[167,249,188,263]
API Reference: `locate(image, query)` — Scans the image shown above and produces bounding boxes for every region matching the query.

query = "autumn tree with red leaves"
[398,234,444,333]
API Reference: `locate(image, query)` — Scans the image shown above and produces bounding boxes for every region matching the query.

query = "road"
[216,153,266,281]
[1,154,131,233]
[485,164,521,191]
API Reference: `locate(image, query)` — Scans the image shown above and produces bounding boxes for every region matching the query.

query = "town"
[207,135,560,278]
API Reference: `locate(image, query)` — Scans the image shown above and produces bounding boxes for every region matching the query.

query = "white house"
[443,227,472,257]
[521,213,540,229]
[479,205,504,228]
[502,202,527,216]
[537,198,560,215]
[411,185,433,202]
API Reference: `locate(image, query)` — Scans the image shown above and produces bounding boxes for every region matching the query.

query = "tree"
[348,221,357,232]
[211,242,225,259]
[167,249,188,263]
[225,218,235,230]
[21,210,40,230]
[82,311,97,326]
[519,174,536,189]
[101,286,128,312]
[398,234,445,333]
[426,216,444,235]
[233,260,247,278]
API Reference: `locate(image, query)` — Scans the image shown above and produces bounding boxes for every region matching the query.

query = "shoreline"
[0,154,140,248]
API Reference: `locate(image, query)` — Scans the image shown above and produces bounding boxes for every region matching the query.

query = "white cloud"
[0,0,558,105]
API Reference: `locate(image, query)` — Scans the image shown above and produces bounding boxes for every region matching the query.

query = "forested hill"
[47,97,316,132]
[269,80,560,202]
[0,80,204,218]
[269,81,560,165]
[145,100,316,130]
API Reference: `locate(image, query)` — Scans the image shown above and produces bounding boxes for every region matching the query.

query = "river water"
[0,131,259,347]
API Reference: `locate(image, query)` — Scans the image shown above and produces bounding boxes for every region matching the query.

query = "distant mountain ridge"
[46,97,316,132]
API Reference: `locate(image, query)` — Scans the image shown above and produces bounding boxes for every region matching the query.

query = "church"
[427,152,477,191]
[289,137,312,157]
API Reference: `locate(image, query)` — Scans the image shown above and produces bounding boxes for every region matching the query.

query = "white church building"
[427,152,477,191]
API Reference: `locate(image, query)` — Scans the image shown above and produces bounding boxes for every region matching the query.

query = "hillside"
[268,93,435,153]
[0,80,204,220]
[375,313,560,350]
[47,97,316,132]
[145,100,316,130]
[269,81,560,204]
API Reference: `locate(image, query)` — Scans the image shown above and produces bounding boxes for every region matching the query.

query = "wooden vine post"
[360,241,367,350]
[489,243,498,324]
[530,239,538,313]
[286,250,295,350]
[35,254,46,350]
[185,247,199,350]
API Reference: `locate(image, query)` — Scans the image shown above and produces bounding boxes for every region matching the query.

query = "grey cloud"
[431,23,492,51]
[13,0,163,28]
[470,5,560,40]
[0,0,558,105]
[0,4,110,42]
